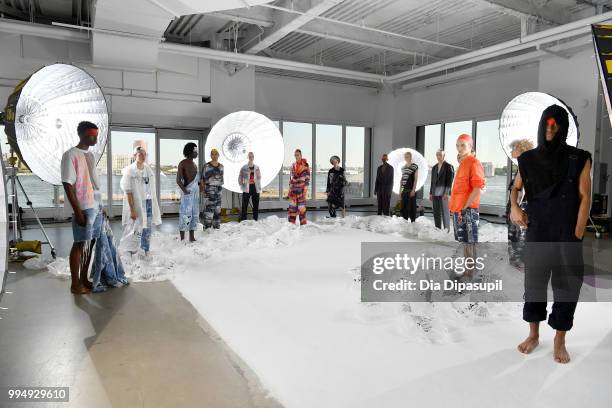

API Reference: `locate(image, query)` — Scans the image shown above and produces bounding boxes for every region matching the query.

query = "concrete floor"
[2,208,606,408]
[0,211,294,408]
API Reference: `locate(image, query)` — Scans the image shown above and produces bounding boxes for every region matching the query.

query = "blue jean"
[179,190,199,231]
[72,207,99,242]
[92,215,129,293]
[141,199,153,253]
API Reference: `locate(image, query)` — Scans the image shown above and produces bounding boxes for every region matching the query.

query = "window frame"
[266,118,372,204]
[416,114,509,215]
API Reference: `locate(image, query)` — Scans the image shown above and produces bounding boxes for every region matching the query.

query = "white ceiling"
[163,0,612,76]
[1,0,611,86]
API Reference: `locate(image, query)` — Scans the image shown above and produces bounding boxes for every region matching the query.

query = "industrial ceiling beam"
[244,0,343,55]
[209,11,275,28]
[258,2,471,52]
[294,29,442,64]
[466,0,569,25]
[4,7,612,87]
[296,17,455,59]
[388,9,612,84]
[160,41,384,82]
[400,36,591,91]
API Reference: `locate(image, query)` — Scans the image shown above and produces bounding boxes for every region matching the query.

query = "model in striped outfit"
[287,149,311,225]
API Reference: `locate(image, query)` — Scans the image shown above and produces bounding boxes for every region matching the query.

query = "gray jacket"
[238,163,262,193]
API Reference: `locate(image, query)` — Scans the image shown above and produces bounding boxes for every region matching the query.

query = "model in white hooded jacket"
[119,153,162,252]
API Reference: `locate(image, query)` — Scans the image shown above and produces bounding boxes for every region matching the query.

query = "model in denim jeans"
[60,121,102,295]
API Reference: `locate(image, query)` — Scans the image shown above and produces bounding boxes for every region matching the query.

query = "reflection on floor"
[1,210,299,407]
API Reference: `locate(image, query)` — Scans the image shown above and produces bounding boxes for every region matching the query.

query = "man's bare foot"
[81,279,93,290]
[70,284,91,295]
[554,336,570,364]
[517,335,539,354]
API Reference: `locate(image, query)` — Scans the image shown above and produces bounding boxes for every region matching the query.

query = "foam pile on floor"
[46,215,506,282]
[127,215,506,282]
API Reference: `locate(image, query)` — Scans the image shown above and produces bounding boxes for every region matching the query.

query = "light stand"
[5,155,56,259]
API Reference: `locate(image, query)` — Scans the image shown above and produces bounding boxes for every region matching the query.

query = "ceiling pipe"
[294,28,442,60]
[258,3,470,51]
[158,42,384,83]
[400,37,592,91]
[387,10,612,84]
[209,12,274,27]
[0,17,384,83]
[52,22,165,41]
[0,18,89,42]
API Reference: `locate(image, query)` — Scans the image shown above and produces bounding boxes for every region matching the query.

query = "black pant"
[401,191,417,222]
[523,181,583,331]
[240,185,260,221]
[328,203,337,218]
[431,195,449,229]
[377,190,391,216]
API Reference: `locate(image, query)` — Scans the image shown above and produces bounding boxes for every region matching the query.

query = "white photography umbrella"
[204,111,284,193]
[5,63,108,185]
[499,91,578,164]
[387,148,428,195]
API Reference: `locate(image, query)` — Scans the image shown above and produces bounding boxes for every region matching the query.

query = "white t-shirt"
[137,168,152,200]
[60,147,101,210]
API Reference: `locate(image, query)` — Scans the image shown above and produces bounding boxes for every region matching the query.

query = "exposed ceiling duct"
[2,4,612,87]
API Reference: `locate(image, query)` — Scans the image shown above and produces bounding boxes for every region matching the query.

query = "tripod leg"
[15,176,57,258]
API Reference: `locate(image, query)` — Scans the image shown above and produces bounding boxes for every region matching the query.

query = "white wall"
[393,63,540,149]
[538,48,600,159]
[254,74,378,126]
[371,89,396,194]
[0,35,255,130]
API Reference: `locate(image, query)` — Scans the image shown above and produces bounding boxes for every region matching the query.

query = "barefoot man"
[511,105,591,364]
[177,142,202,242]
[61,121,102,294]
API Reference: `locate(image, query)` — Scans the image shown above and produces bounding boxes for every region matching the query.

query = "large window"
[0,124,56,209]
[261,120,281,200]
[443,121,473,169]
[315,124,342,200]
[418,118,512,209]
[110,129,156,206]
[282,122,313,199]
[345,126,366,198]
[159,138,198,205]
[95,150,109,209]
[421,124,442,199]
[475,120,507,206]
